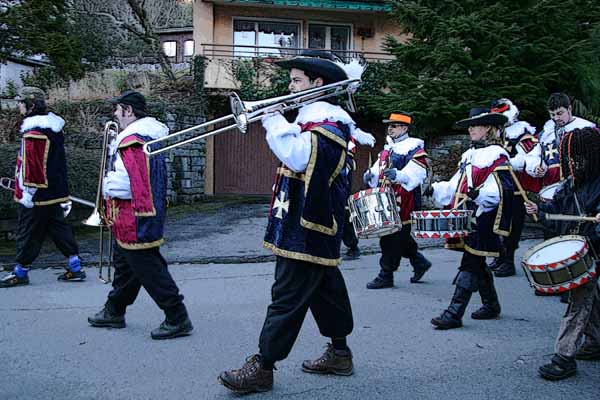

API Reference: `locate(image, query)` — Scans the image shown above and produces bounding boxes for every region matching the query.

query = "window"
[184,40,194,57]
[163,41,177,58]
[233,19,300,57]
[308,24,351,60]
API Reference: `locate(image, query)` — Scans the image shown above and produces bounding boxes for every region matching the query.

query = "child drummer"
[525,127,600,380]
[363,112,432,288]
[430,108,514,329]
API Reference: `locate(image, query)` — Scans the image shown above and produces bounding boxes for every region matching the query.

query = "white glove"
[18,191,34,208]
[363,170,374,185]
[103,171,132,200]
[60,200,72,218]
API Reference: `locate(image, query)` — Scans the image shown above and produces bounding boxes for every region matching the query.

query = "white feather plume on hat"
[334,58,367,80]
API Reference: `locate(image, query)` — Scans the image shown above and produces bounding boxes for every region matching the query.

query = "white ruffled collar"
[505,120,536,140]
[540,117,596,142]
[295,101,375,146]
[115,117,169,146]
[462,145,509,168]
[20,112,65,133]
[384,136,424,155]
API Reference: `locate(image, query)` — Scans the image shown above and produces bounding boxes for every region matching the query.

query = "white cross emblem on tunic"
[273,191,289,219]
[545,142,559,161]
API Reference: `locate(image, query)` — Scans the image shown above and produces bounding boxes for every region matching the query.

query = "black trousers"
[379,224,418,272]
[456,252,494,292]
[106,244,188,324]
[503,197,526,251]
[342,208,359,249]
[259,256,354,363]
[15,204,79,266]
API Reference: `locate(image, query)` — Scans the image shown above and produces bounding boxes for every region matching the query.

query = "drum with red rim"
[411,209,472,239]
[521,235,598,294]
[348,187,401,239]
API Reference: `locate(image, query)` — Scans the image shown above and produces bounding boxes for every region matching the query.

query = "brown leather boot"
[302,343,353,376]
[218,355,274,394]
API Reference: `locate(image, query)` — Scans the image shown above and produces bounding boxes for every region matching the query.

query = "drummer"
[533,93,596,187]
[363,112,432,289]
[430,107,514,329]
[488,98,541,278]
[525,127,600,380]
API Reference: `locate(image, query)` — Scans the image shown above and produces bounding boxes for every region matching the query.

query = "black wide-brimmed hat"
[108,90,147,114]
[455,107,508,128]
[275,50,348,84]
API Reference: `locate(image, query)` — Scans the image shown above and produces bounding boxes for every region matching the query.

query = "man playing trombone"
[87,91,193,340]
[218,50,374,394]
[1,87,84,288]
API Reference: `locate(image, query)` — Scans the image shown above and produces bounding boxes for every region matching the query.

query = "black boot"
[471,269,501,319]
[431,286,472,330]
[488,247,505,271]
[88,305,126,329]
[343,247,361,261]
[539,354,577,381]
[151,317,194,340]
[494,248,516,277]
[409,252,432,283]
[366,269,393,289]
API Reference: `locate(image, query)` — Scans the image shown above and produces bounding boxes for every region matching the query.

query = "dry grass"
[48,70,153,102]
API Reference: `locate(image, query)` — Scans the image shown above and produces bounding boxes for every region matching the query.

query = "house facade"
[193,0,403,195]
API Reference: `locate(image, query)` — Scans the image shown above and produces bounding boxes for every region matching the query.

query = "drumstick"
[544,214,598,222]
[451,195,469,211]
[507,167,538,222]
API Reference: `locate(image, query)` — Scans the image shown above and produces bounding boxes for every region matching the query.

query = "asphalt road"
[1,240,598,400]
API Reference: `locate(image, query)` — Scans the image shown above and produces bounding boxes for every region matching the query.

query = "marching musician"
[430,108,514,330]
[363,112,432,289]
[487,98,540,278]
[525,128,600,380]
[0,87,84,288]
[533,93,596,186]
[87,91,193,340]
[218,50,374,394]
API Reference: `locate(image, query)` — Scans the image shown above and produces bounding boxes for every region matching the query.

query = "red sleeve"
[412,148,429,168]
[119,140,156,217]
[23,132,49,188]
[518,135,538,153]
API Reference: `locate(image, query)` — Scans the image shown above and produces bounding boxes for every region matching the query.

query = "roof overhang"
[206,0,392,12]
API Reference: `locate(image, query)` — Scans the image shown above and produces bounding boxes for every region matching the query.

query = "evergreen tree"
[0,0,86,80]
[357,1,600,136]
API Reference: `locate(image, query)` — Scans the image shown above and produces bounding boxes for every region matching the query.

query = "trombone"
[83,121,119,284]
[0,177,94,216]
[143,78,362,156]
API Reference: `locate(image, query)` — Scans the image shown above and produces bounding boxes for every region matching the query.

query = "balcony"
[201,43,393,89]
[202,43,393,62]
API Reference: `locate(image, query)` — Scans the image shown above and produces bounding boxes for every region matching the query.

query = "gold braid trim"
[492,172,511,237]
[263,241,341,266]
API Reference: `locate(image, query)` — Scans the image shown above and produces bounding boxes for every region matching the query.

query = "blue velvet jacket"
[263,121,351,266]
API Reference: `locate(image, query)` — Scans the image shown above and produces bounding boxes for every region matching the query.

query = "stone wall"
[163,113,206,205]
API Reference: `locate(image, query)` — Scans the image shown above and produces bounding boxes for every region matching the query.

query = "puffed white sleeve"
[396,160,427,191]
[263,113,311,173]
[432,170,461,207]
[473,173,500,211]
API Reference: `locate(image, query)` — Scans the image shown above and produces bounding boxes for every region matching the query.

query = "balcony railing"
[202,43,394,62]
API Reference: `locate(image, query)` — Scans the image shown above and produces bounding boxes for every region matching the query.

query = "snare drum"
[521,235,598,294]
[348,187,401,238]
[539,181,564,202]
[411,209,473,239]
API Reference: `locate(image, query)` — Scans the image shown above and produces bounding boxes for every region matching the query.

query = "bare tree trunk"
[126,0,176,81]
